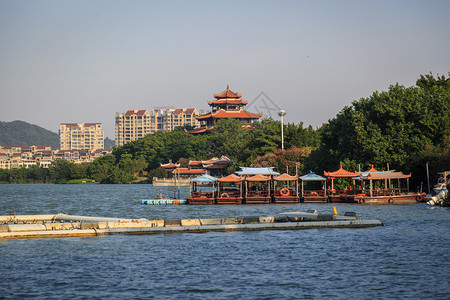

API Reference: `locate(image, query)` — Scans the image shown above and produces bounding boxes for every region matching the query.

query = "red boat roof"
[366,172,411,180]
[246,174,271,182]
[364,164,379,173]
[324,165,359,178]
[218,174,244,182]
[273,173,298,181]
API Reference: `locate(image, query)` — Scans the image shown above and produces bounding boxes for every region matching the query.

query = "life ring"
[358,197,365,204]
[221,193,229,198]
[280,188,290,197]
[311,192,318,196]
[416,195,422,202]
[388,198,394,204]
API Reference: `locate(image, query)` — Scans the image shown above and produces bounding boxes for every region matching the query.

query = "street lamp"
[278,110,286,150]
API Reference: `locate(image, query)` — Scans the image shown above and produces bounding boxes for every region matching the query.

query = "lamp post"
[278,110,286,150]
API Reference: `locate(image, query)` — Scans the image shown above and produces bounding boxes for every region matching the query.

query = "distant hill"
[0,121,60,149]
[0,121,115,150]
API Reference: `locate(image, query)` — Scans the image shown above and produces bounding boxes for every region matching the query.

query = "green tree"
[308,73,450,186]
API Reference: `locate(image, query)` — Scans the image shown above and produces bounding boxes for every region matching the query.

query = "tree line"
[1,73,448,187]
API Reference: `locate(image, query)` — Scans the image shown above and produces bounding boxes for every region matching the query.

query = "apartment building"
[59,123,104,150]
[115,108,201,146]
[115,110,152,147]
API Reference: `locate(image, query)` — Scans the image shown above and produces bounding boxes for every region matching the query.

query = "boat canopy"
[218,174,244,182]
[246,174,271,182]
[353,170,395,180]
[273,173,298,181]
[324,165,359,178]
[235,167,280,176]
[299,172,326,181]
[190,174,218,183]
[362,172,411,180]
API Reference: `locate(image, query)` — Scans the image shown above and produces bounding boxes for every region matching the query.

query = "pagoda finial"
[226,85,229,90]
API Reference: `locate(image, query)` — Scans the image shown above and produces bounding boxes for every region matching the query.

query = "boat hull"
[216,197,243,205]
[354,193,421,204]
[302,196,328,203]
[245,197,271,204]
[273,196,299,204]
[187,198,214,205]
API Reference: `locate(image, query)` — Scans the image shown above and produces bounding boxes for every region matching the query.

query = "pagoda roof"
[196,109,262,120]
[273,173,298,181]
[246,174,271,182]
[161,161,180,168]
[324,165,359,178]
[208,99,248,106]
[187,127,214,134]
[213,86,242,99]
[218,174,244,182]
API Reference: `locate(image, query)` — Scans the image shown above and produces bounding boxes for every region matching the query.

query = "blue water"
[0,184,449,299]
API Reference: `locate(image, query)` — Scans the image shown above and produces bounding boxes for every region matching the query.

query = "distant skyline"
[1,0,449,138]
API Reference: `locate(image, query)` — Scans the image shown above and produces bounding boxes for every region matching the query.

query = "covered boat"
[299,172,328,203]
[273,173,299,204]
[187,174,218,205]
[356,171,421,204]
[245,174,272,204]
[324,165,360,203]
[217,174,244,204]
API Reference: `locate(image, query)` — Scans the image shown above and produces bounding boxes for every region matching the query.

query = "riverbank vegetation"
[1,73,448,186]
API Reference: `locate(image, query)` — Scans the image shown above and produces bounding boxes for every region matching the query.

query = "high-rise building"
[115,108,200,146]
[149,108,201,133]
[115,110,152,147]
[59,123,104,150]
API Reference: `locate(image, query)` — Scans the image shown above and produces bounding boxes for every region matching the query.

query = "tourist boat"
[273,173,299,204]
[187,174,218,205]
[244,174,272,204]
[354,171,421,204]
[299,172,328,203]
[324,165,359,203]
[217,174,244,204]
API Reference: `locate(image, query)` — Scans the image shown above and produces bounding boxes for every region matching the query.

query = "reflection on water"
[0,184,449,299]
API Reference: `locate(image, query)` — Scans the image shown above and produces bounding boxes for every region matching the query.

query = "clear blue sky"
[1,0,449,138]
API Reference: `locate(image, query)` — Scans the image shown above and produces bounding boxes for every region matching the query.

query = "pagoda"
[191,86,262,133]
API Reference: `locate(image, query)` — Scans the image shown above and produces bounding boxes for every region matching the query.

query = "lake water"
[0,184,449,299]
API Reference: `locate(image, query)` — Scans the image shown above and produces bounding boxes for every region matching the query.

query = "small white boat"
[426,176,449,206]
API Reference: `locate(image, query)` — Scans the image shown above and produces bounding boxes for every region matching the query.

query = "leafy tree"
[308,73,450,186]
[102,166,134,184]
[49,159,75,183]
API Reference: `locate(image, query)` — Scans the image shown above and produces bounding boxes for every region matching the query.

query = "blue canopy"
[190,174,218,183]
[235,167,280,176]
[299,172,326,181]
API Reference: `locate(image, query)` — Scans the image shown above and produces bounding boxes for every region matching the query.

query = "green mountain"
[0,121,60,149]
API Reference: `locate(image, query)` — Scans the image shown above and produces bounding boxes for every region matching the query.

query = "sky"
[1,0,449,139]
